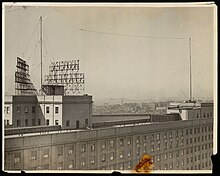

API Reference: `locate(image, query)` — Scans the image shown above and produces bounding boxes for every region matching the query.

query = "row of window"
[201,112,213,118]
[17,106,36,114]
[24,160,212,170]
[155,160,212,170]
[16,106,59,114]
[16,119,59,126]
[27,161,132,170]
[16,142,212,164]
[46,106,59,114]
[4,119,10,125]
[79,136,212,154]
[4,107,10,114]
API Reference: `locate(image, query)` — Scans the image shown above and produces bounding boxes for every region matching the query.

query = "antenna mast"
[189,37,192,101]
[40,16,43,92]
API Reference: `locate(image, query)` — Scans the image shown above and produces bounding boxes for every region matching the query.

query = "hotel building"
[4,95,213,171]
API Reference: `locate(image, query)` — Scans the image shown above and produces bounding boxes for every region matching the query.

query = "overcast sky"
[3,3,216,102]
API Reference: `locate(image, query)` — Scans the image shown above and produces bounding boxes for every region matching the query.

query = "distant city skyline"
[3,4,216,102]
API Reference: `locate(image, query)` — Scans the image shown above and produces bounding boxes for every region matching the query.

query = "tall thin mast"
[40,16,43,92]
[189,37,192,101]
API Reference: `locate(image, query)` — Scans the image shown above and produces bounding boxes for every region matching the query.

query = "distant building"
[155,107,167,114]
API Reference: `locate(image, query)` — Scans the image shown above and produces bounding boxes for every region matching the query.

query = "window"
[197,113,199,118]
[207,113,209,117]
[6,120,9,125]
[157,155,160,162]
[127,162,132,169]
[38,119,41,126]
[31,150,37,160]
[157,144,160,151]
[25,119,28,126]
[46,119,49,125]
[76,121,79,129]
[81,144,86,153]
[181,149,184,156]
[194,128,196,134]
[164,153,167,160]
[43,164,49,170]
[55,120,59,125]
[119,151,124,159]
[210,112,212,117]
[32,107,36,113]
[101,154,106,162]
[136,136,140,144]
[151,145,154,152]
[91,156,95,164]
[85,119,88,126]
[68,161,74,169]
[186,138,189,145]
[164,142,167,150]
[176,131,179,137]
[170,132,173,138]
[6,107,10,114]
[55,107,59,114]
[17,120,21,127]
[57,162,63,170]
[91,143,95,151]
[110,140,114,148]
[151,134,154,141]
[46,106,50,113]
[80,158,86,167]
[136,148,140,156]
[101,141,106,150]
[169,141,173,149]
[127,150,131,157]
[14,153,21,163]
[57,146,63,156]
[119,163,124,170]
[203,113,206,117]
[43,148,49,158]
[127,138,131,145]
[176,160,179,167]
[110,153,114,161]
[156,134,160,140]
[17,107,21,114]
[170,162,173,169]
[176,150,179,157]
[24,106,29,113]
[69,145,74,154]
[181,160,184,166]
[186,148,189,154]
[120,138,124,146]
[32,119,35,126]
[164,132,167,139]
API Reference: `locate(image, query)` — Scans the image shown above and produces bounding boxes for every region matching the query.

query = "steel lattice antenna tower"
[189,37,192,101]
[40,16,43,93]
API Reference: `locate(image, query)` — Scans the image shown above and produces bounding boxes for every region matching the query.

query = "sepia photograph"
[2,2,217,173]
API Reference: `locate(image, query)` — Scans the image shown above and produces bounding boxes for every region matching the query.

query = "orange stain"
[133,154,154,173]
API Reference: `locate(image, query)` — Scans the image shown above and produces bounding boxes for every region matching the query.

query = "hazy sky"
[3,3,216,102]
